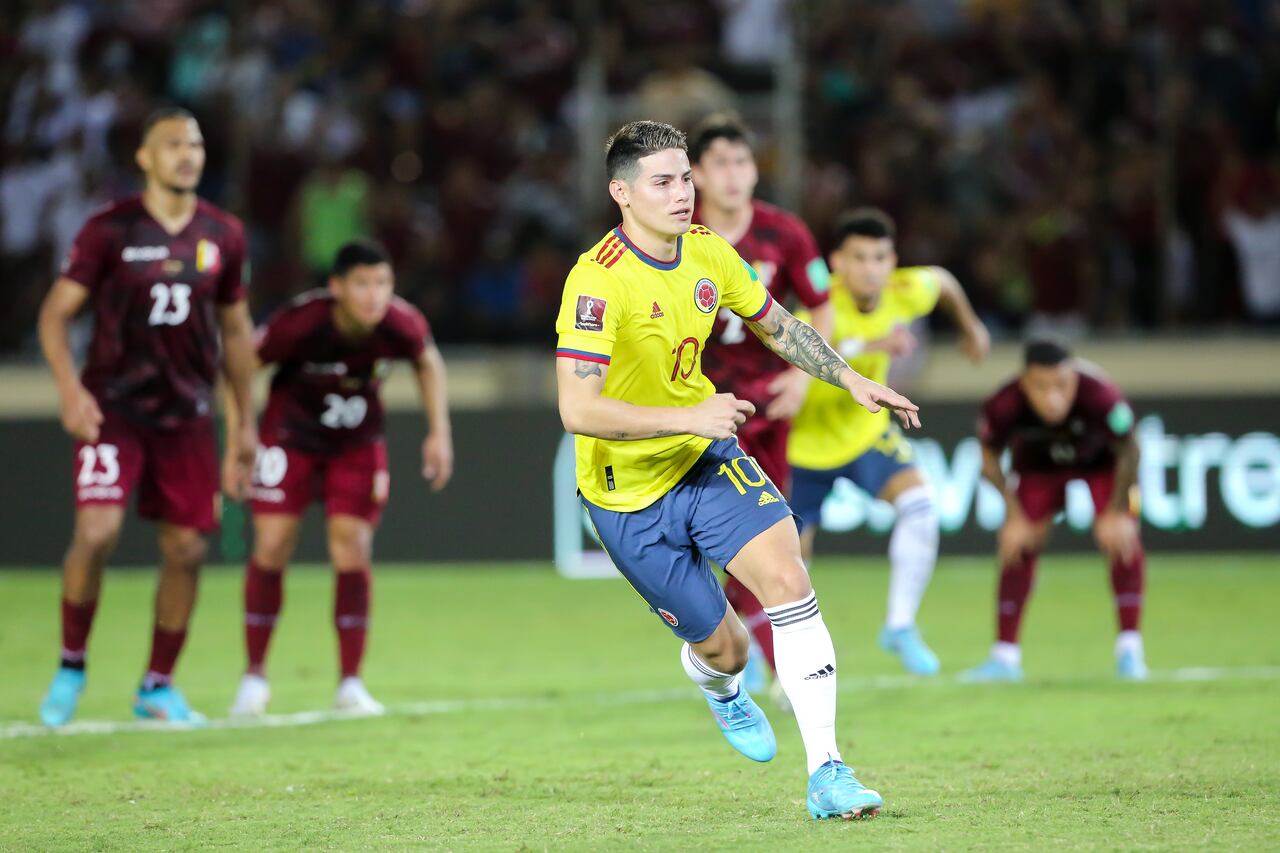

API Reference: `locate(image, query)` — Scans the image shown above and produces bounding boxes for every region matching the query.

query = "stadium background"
[1,0,1275,564]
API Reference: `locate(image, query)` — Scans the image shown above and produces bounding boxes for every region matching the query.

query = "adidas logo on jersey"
[757,491,779,506]
[804,664,835,680]
[650,301,664,319]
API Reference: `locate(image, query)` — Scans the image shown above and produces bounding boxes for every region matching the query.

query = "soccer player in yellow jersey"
[789,208,990,676]
[555,121,920,820]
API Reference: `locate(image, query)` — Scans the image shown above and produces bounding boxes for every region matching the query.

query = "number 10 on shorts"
[717,455,768,495]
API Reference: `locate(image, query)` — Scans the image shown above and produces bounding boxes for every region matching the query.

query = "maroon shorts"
[249,440,389,524]
[1014,467,1139,522]
[736,417,792,497]
[73,413,220,532]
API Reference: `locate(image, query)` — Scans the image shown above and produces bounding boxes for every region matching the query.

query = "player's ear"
[327,275,341,295]
[135,145,149,174]
[608,178,630,208]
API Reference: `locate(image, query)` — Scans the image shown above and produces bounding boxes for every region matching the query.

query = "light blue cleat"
[740,640,770,694]
[807,760,883,820]
[879,626,940,676]
[133,684,207,725]
[40,667,86,727]
[705,689,776,762]
[959,655,1023,682]
[1117,648,1149,680]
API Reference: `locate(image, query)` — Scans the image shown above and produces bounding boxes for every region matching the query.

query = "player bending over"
[556,121,920,820]
[788,208,989,675]
[228,240,452,716]
[37,107,257,726]
[690,113,834,695]
[963,339,1147,681]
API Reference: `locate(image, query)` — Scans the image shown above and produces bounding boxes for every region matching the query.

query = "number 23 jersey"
[257,290,430,454]
[555,225,771,512]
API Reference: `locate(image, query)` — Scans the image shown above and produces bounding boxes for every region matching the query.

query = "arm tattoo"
[747,304,848,387]
[573,359,603,379]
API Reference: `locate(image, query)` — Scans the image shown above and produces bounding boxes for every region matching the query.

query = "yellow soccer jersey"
[788,266,941,470]
[556,225,772,511]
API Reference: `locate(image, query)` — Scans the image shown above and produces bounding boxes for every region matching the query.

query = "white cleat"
[229,673,271,717]
[334,677,385,715]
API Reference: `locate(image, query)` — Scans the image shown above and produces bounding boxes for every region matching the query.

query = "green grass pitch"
[2,555,1278,850]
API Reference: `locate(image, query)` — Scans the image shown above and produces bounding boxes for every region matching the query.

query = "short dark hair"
[688,113,754,163]
[141,106,197,141]
[605,120,687,182]
[332,239,390,277]
[834,208,896,244]
[1024,338,1072,367]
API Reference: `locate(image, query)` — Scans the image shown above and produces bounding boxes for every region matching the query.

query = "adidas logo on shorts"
[757,491,779,506]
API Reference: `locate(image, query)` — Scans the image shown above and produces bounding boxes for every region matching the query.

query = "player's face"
[136,118,205,193]
[691,138,757,212]
[834,236,897,309]
[613,148,694,238]
[1020,362,1080,425]
[331,262,395,331]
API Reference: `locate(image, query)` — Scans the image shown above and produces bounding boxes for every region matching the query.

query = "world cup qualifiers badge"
[575,295,606,332]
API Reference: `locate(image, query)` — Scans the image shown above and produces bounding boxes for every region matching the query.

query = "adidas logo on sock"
[804,664,835,680]
[757,491,779,506]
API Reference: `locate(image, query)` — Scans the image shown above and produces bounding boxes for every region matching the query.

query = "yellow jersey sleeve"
[888,266,942,320]
[555,262,625,365]
[709,232,773,321]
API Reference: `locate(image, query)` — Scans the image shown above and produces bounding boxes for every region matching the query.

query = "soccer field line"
[4,664,1278,741]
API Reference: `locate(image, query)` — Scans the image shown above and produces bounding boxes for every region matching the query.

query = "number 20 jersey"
[555,225,771,512]
[62,195,248,429]
[257,290,430,454]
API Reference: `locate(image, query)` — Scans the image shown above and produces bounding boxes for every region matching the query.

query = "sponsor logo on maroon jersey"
[575,295,606,332]
[694,278,718,313]
[122,245,170,262]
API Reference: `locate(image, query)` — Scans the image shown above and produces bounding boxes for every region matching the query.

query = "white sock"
[681,643,740,701]
[885,484,939,630]
[766,592,843,774]
[993,641,1021,667]
[1115,630,1144,658]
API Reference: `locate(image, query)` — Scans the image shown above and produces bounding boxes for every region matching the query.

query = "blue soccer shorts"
[582,437,796,643]
[790,425,916,532]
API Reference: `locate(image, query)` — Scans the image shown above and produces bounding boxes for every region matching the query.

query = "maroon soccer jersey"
[63,196,248,429]
[696,200,831,408]
[257,291,430,454]
[978,369,1135,473]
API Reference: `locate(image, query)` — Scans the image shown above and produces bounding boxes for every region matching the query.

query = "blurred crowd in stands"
[3,0,1278,354]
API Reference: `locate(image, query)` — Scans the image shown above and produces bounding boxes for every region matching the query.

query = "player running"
[788,208,990,675]
[228,240,453,717]
[689,113,833,693]
[556,121,920,820]
[963,339,1148,681]
[36,107,257,726]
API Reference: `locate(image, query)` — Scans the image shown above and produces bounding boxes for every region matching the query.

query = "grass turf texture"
[1,555,1277,851]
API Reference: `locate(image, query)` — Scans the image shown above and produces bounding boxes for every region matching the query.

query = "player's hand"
[685,393,756,439]
[59,383,104,443]
[222,424,257,501]
[1094,509,1140,564]
[848,378,921,430]
[997,507,1039,567]
[764,368,811,421]
[960,321,991,364]
[869,325,918,359]
[422,431,454,492]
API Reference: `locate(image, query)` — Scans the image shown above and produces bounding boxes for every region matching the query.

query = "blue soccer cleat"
[959,655,1024,683]
[1117,648,1149,680]
[133,684,207,725]
[705,689,776,762]
[740,640,770,694]
[39,667,86,727]
[879,626,941,676]
[807,759,884,820]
